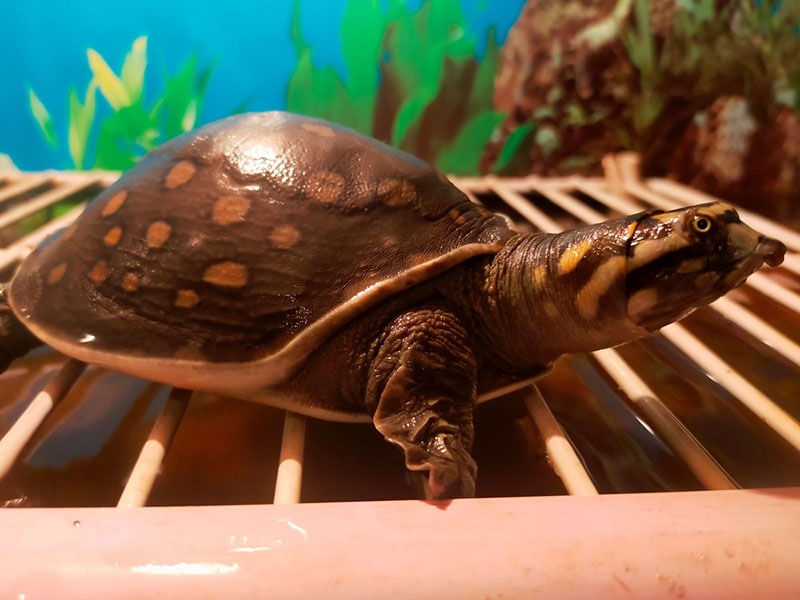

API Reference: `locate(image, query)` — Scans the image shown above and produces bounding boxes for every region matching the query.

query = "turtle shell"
[9,112,514,392]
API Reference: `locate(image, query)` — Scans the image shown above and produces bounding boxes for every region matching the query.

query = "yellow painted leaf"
[87,48,131,110]
[121,36,147,102]
[28,88,59,147]
[67,82,97,169]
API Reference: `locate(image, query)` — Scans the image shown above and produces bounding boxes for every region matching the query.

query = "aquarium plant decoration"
[288,0,523,176]
[29,37,213,171]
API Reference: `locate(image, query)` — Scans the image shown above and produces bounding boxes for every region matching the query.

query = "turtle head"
[625,202,785,333]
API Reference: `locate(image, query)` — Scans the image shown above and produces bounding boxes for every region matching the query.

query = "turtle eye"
[691,214,714,234]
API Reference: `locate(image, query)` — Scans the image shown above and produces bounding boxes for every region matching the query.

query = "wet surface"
[3,322,798,506]
[0,350,169,507]
[1,176,798,505]
[540,356,704,493]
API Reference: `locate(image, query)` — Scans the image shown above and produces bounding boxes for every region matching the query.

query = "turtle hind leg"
[0,284,43,373]
[368,303,478,499]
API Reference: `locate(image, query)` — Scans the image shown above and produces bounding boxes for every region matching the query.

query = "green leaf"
[287,1,351,121]
[165,59,199,135]
[28,88,59,148]
[340,0,386,132]
[160,56,212,138]
[287,47,315,115]
[467,26,498,115]
[94,103,158,169]
[393,90,439,147]
[436,110,504,175]
[493,123,535,174]
[308,66,351,123]
[67,82,96,169]
[120,36,148,104]
[26,35,219,171]
[290,0,307,57]
[87,48,131,110]
[388,0,476,147]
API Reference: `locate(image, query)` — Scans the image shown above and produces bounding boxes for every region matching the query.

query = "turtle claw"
[421,433,477,499]
[375,412,478,499]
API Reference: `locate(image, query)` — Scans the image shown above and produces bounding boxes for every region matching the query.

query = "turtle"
[0,112,786,498]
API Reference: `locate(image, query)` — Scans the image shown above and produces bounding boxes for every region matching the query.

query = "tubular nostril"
[757,237,786,267]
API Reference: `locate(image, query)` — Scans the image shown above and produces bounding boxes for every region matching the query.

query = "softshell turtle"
[0,112,786,498]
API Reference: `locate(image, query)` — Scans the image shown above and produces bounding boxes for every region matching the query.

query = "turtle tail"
[0,283,43,373]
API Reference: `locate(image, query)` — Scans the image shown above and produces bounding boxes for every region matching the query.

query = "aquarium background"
[1,0,798,218]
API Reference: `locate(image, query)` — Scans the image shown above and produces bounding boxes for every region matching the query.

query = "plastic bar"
[0,174,48,205]
[660,323,800,452]
[273,411,306,505]
[575,180,642,214]
[530,179,609,224]
[523,387,598,495]
[0,359,86,479]
[2,489,799,599]
[117,388,191,508]
[489,181,562,232]
[745,271,800,315]
[0,176,98,231]
[592,348,736,490]
[0,202,87,271]
[710,296,800,369]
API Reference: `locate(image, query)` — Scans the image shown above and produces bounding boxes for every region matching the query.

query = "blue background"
[0,0,524,170]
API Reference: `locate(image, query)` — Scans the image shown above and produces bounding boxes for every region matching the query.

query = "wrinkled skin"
[252,203,785,498]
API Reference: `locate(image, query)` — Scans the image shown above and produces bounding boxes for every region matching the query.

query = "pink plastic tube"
[2,488,799,599]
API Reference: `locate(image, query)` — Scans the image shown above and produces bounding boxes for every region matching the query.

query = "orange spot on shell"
[270,224,301,249]
[89,261,109,284]
[212,195,251,225]
[175,289,200,309]
[122,273,140,292]
[306,171,345,204]
[202,261,249,288]
[165,161,196,189]
[47,262,67,284]
[146,221,172,248]
[103,226,123,247]
[102,191,127,217]
[378,178,416,207]
[301,122,336,138]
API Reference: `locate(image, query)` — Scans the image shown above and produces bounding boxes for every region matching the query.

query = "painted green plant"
[29,37,213,170]
[288,0,514,175]
[28,1,521,176]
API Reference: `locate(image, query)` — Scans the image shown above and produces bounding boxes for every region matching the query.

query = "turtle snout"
[757,237,786,268]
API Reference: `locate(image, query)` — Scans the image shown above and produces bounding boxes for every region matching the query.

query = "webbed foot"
[368,304,479,499]
[375,407,477,499]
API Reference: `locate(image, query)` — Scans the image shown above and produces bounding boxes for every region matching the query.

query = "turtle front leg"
[367,304,478,499]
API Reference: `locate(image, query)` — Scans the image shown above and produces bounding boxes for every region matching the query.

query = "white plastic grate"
[0,163,798,508]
